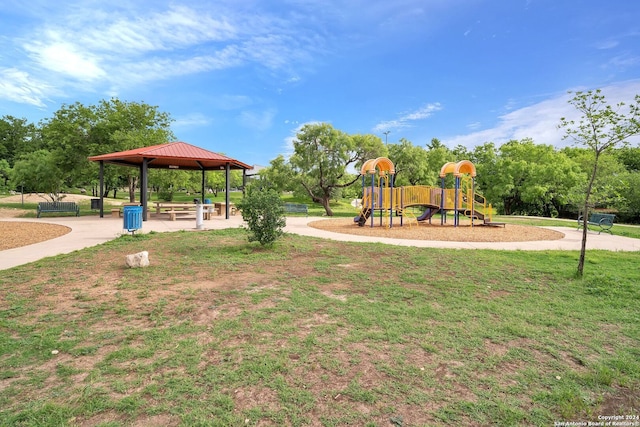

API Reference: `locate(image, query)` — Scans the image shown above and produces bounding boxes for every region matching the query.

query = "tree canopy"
[270,123,386,216]
[6,99,174,200]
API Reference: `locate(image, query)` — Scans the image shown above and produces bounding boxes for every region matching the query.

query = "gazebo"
[88,141,251,220]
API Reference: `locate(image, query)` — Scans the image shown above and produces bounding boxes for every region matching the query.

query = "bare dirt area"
[0,193,115,250]
[308,218,565,242]
[0,221,71,251]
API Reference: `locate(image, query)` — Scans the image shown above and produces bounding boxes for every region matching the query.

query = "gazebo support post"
[225,163,230,219]
[201,169,206,205]
[99,161,104,218]
[141,158,149,221]
[242,170,247,195]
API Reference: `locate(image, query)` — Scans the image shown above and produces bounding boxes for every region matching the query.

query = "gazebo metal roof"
[88,141,251,171]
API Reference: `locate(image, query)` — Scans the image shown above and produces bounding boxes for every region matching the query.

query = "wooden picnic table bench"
[154,202,215,221]
[213,202,236,216]
[36,201,80,218]
[577,213,615,234]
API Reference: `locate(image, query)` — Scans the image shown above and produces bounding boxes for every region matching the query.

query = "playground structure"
[355,157,494,228]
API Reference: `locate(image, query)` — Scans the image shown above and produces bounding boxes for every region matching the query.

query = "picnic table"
[153,202,215,221]
[213,202,237,216]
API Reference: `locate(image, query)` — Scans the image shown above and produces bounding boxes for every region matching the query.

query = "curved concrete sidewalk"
[1,215,639,270]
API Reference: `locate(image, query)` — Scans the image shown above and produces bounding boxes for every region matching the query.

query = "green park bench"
[37,201,80,218]
[284,203,308,215]
[577,212,615,234]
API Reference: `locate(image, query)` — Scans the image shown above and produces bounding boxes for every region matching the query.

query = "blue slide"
[417,207,439,221]
[354,208,371,226]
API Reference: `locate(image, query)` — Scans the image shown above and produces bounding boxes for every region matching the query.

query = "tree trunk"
[503,199,512,215]
[577,154,600,277]
[128,176,137,203]
[320,196,334,216]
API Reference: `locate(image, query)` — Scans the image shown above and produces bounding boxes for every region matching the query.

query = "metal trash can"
[123,205,143,233]
[91,198,101,210]
[203,199,213,220]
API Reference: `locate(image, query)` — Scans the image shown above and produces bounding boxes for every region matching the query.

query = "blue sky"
[1,0,640,167]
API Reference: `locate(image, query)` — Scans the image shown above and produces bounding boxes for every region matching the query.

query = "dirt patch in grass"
[308,217,564,242]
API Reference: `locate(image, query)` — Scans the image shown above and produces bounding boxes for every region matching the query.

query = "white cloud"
[442,80,640,149]
[467,121,481,130]
[373,103,442,133]
[595,39,619,50]
[605,53,640,70]
[2,3,326,107]
[76,5,238,54]
[238,108,277,131]
[24,36,106,82]
[173,113,212,128]
[211,94,253,111]
[0,68,49,107]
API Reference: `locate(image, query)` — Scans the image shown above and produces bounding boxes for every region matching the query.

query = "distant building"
[245,164,265,179]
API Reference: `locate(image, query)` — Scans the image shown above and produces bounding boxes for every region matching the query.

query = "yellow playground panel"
[357,157,493,227]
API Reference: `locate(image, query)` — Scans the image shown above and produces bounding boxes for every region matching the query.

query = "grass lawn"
[0,228,638,426]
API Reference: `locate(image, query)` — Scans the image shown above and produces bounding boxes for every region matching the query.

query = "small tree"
[559,89,640,277]
[236,185,286,246]
[11,150,66,201]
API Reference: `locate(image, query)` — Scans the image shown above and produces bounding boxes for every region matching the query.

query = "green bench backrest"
[590,213,614,224]
[284,203,307,212]
[39,202,77,209]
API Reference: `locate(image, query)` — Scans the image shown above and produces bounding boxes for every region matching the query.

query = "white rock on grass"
[125,251,150,268]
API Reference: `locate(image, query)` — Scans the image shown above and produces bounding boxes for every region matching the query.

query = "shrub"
[236,186,286,246]
[158,189,174,201]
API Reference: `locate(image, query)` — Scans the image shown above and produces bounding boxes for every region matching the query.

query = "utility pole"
[383,131,390,145]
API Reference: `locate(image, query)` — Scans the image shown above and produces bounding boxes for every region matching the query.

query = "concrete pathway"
[1,215,639,270]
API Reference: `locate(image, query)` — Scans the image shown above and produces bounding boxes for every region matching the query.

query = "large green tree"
[259,155,297,193]
[493,139,584,216]
[11,150,65,200]
[616,146,640,220]
[39,102,98,192]
[617,146,640,172]
[563,148,628,212]
[0,115,39,168]
[387,138,430,186]
[39,99,174,200]
[289,123,386,216]
[425,138,453,186]
[468,142,500,200]
[0,159,11,190]
[559,89,640,277]
[90,99,175,201]
[623,171,640,218]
